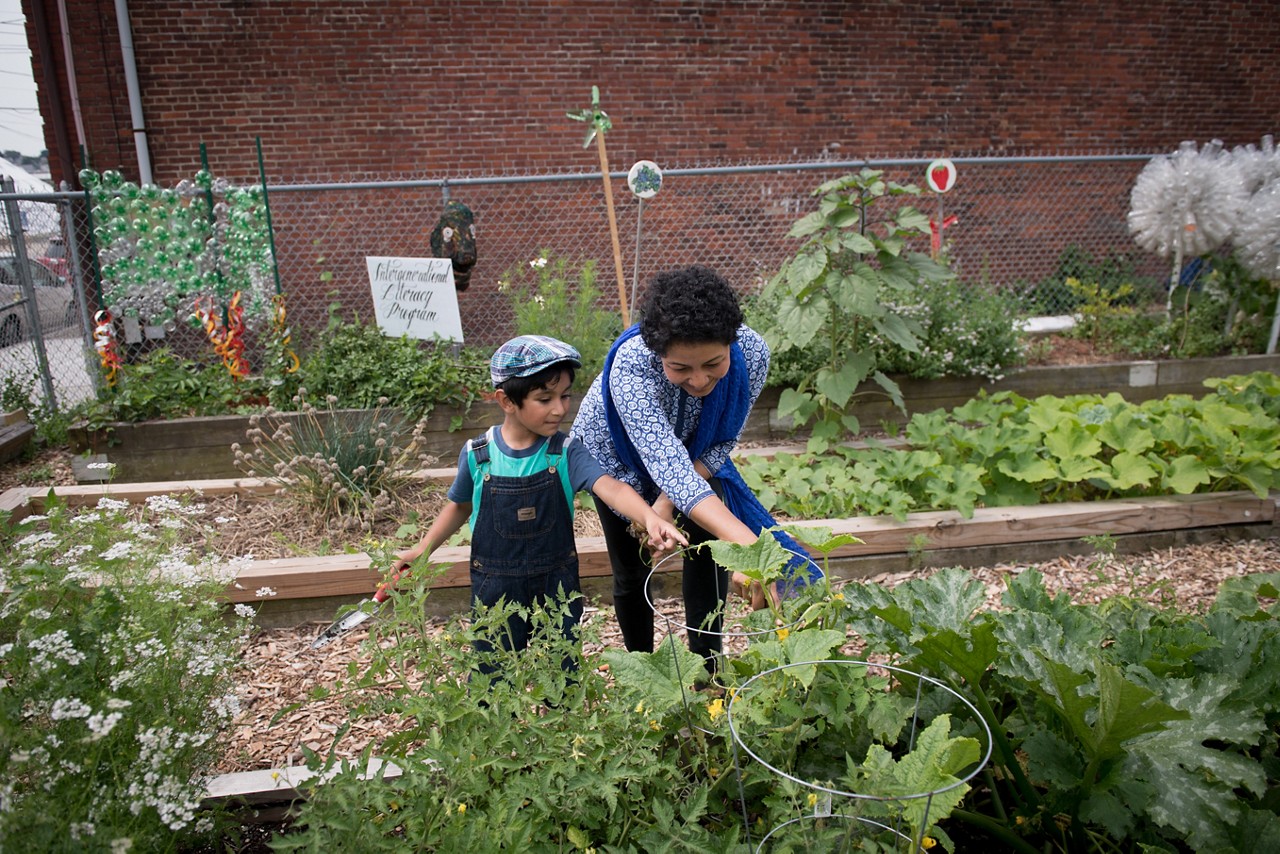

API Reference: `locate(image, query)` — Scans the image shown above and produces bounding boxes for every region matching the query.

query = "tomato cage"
[727,659,994,853]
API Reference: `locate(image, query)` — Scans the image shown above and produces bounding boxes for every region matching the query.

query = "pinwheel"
[568,86,630,324]
[1128,140,1248,312]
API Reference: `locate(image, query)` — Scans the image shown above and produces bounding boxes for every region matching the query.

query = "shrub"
[866,277,1026,382]
[233,391,433,527]
[296,308,491,422]
[498,252,622,389]
[73,347,269,430]
[759,168,954,451]
[0,490,253,850]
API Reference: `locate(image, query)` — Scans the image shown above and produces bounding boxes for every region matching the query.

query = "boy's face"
[499,369,574,439]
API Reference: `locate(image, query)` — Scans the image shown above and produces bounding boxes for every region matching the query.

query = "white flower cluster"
[126,727,209,831]
[29,629,86,669]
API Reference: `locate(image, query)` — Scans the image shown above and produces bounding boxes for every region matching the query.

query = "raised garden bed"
[4,471,1275,627]
[65,353,1280,483]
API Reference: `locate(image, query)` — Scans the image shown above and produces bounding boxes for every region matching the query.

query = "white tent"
[0,156,59,235]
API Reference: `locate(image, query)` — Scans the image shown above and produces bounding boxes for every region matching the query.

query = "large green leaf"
[1043,421,1102,462]
[1159,454,1211,493]
[1096,409,1155,453]
[814,357,873,410]
[786,209,827,238]
[1126,675,1271,852]
[600,635,709,713]
[787,245,828,289]
[1104,451,1159,491]
[1037,659,1186,763]
[848,715,978,833]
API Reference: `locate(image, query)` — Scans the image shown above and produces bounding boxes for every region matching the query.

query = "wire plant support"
[727,659,994,852]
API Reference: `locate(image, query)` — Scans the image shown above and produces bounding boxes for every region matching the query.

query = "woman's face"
[660,340,732,397]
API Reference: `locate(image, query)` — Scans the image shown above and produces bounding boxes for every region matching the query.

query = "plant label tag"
[366,256,464,342]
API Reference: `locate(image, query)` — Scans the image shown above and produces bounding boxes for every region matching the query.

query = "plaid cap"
[489,335,582,387]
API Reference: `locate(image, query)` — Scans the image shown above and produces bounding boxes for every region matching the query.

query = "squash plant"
[761,168,954,452]
[739,372,1280,521]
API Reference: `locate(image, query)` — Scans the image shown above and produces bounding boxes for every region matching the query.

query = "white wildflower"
[50,697,92,720]
[29,629,85,668]
[87,711,124,740]
[255,587,277,598]
[100,541,134,561]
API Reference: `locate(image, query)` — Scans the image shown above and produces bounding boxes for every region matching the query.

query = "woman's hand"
[639,513,688,561]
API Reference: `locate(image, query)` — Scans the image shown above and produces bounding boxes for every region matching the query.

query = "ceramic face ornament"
[429,201,477,291]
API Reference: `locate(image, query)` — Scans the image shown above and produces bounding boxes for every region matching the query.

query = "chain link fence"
[0,152,1164,415]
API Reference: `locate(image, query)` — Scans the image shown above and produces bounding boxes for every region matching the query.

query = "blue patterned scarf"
[602,325,820,585]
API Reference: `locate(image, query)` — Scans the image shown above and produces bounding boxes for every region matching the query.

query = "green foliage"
[0,492,251,850]
[499,251,622,388]
[1017,244,1161,316]
[1065,276,1138,346]
[739,372,1280,520]
[841,566,1280,853]
[280,540,976,851]
[233,391,432,526]
[867,277,1026,382]
[760,168,954,452]
[749,275,1026,387]
[296,306,490,420]
[74,347,270,431]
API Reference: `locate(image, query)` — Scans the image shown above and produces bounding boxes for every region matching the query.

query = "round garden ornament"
[925,158,957,193]
[627,160,663,199]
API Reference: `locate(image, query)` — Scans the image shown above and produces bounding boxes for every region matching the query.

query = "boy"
[393,334,686,673]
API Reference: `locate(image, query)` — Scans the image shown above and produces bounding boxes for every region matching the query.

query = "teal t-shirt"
[447,427,607,531]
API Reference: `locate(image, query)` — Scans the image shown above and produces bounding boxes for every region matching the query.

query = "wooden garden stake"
[570,87,630,326]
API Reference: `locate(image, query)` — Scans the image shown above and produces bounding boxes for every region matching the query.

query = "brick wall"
[27,0,1280,187]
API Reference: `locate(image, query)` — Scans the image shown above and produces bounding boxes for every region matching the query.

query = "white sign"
[366,256,464,342]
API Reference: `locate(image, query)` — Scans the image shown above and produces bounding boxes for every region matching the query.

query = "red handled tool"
[311,560,414,650]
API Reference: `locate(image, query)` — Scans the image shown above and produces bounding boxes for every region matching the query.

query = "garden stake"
[569,86,629,325]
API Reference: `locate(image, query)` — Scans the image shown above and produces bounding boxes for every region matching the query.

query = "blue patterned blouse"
[570,324,769,517]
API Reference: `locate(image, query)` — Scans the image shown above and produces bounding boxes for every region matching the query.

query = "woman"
[571,265,805,669]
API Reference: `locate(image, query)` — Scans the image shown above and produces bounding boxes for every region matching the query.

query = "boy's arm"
[390,500,472,576]
[590,475,688,555]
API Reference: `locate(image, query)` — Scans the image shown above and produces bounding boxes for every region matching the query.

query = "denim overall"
[468,430,582,674]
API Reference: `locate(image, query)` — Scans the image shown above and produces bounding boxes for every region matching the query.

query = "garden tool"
[311,558,414,650]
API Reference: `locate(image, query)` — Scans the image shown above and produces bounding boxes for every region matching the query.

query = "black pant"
[594,490,729,670]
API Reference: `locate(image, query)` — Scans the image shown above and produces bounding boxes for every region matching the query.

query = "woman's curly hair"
[637,265,743,355]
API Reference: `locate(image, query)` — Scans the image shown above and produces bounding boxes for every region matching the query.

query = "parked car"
[37,236,70,278]
[0,257,74,347]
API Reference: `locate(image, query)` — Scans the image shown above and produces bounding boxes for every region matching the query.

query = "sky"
[0,0,44,157]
